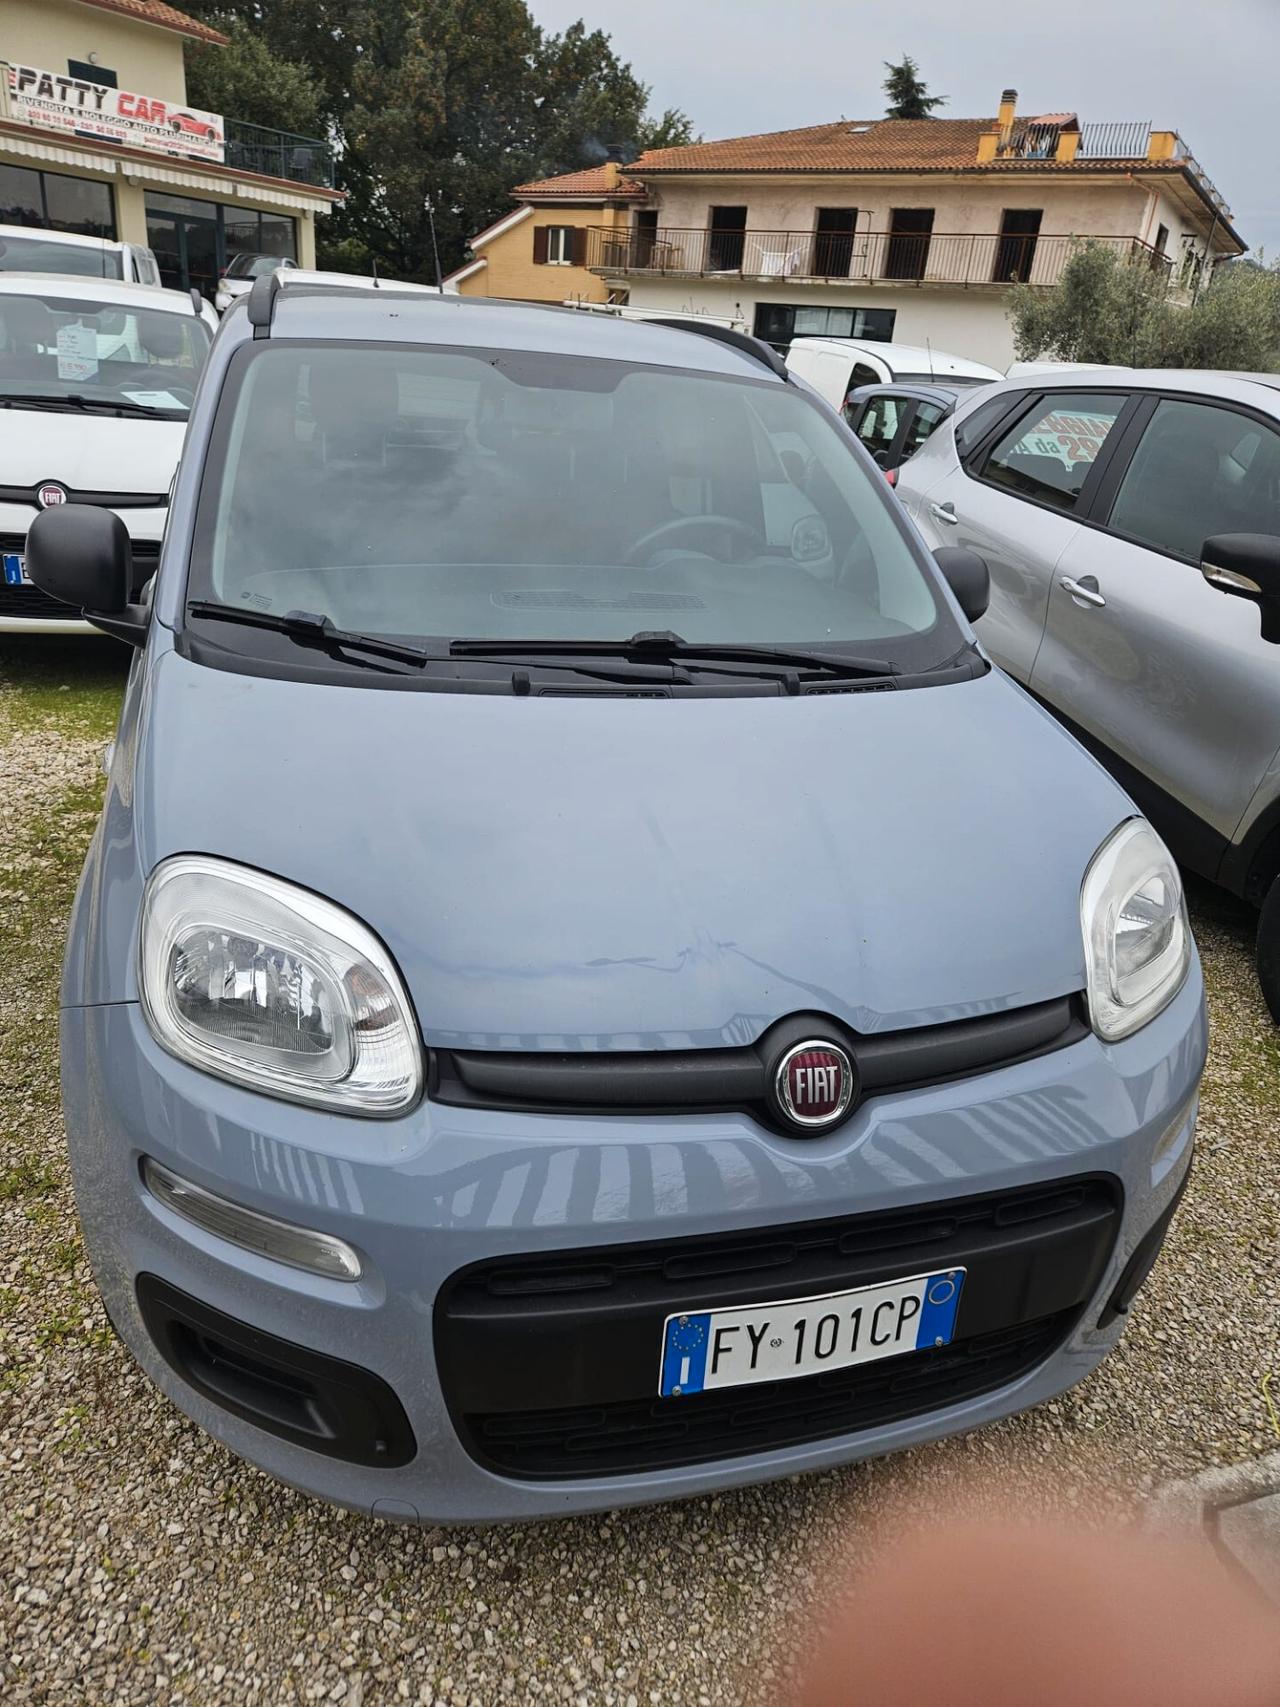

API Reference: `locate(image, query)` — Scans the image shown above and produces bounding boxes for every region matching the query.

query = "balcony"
[588,227,1173,289]
[224,119,334,189]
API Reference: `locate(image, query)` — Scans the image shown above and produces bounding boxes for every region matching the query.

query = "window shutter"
[532,226,549,264]
[571,227,588,266]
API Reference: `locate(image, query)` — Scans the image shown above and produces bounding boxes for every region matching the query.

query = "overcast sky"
[531,0,1278,257]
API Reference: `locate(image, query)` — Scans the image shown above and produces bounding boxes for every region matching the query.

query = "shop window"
[0,163,115,238]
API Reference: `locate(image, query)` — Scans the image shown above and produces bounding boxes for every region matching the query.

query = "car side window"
[979,392,1127,512]
[901,401,947,460]
[1106,398,1280,563]
[853,395,904,464]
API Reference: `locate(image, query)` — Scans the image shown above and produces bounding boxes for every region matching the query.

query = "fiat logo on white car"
[774,1040,855,1132]
[37,483,68,509]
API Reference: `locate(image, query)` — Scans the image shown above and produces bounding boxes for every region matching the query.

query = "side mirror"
[933,546,990,624]
[1202,534,1280,643]
[25,505,148,645]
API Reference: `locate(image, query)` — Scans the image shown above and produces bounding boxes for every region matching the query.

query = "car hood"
[127,649,1132,1045]
[0,408,185,492]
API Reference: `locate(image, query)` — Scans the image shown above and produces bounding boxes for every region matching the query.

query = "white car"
[784,337,1001,412]
[0,274,216,633]
[217,263,443,314]
[0,223,162,286]
[214,252,299,314]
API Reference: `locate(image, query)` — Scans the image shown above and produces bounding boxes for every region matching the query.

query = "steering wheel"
[622,513,768,566]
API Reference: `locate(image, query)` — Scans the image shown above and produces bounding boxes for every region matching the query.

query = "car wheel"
[1258,874,1280,1024]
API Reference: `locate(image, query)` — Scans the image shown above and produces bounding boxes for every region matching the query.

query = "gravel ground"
[1,641,1278,1706]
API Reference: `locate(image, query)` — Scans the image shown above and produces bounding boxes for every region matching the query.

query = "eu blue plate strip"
[916,1270,964,1349]
[2,555,23,587]
[661,1312,712,1396]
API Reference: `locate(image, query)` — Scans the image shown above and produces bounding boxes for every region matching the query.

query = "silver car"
[896,368,1280,1020]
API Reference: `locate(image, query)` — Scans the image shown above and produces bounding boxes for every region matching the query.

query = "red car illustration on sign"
[168,112,222,143]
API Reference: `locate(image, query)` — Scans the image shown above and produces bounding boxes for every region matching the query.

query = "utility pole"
[425,193,444,293]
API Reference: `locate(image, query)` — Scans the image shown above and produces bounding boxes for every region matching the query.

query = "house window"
[0,163,116,239]
[546,226,574,264]
[68,58,117,87]
[753,302,896,353]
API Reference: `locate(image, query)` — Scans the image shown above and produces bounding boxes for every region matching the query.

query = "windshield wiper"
[449,630,900,679]
[0,391,182,419]
[187,601,437,668]
[187,603,682,685]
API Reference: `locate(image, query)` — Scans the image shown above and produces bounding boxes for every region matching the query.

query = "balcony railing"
[588,227,1173,288]
[224,119,335,188]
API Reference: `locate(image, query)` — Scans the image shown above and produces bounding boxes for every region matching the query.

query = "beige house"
[582,91,1246,369]
[0,0,340,295]
[447,163,646,305]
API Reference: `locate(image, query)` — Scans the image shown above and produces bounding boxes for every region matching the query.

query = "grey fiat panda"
[29,279,1205,1523]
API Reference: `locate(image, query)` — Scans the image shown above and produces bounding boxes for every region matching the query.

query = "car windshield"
[0,233,124,278]
[226,254,281,280]
[0,288,211,416]
[191,343,954,665]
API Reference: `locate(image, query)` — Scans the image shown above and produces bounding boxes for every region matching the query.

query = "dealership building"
[0,0,340,294]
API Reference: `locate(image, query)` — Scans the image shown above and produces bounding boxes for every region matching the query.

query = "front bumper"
[61,970,1206,1523]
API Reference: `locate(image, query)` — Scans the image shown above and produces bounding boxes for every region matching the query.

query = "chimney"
[603,160,620,189]
[998,88,1018,146]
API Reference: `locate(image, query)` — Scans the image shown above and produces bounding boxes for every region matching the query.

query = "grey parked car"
[897,369,1280,1021]
[25,284,1204,1523]
[842,381,985,481]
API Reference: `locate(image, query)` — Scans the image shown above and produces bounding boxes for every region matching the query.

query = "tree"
[1009,241,1280,370]
[882,56,945,121]
[185,22,324,137]
[533,22,693,176]
[179,1,694,279]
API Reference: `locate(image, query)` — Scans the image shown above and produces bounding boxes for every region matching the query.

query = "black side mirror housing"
[24,505,148,645]
[933,546,990,624]
[1202,533,1280,643]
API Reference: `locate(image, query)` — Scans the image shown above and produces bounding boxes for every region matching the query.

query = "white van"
[785,337,1001,413]
[0,224,162,286]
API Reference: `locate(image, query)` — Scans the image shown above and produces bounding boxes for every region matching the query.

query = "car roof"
[0,272,198,314]
[0,222,128,253]
[974,366,1280,410]
[267,285,785,380]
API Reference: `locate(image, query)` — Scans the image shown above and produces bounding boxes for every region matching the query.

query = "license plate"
[659,1267,965,1397]
[2,552,31,587]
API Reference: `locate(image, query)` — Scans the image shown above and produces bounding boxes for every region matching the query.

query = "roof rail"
[647,317,789,380]
[246,270,282,339]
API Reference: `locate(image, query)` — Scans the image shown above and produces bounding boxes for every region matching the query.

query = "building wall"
[643,174,1154,244]
[616,274,1023,372]
[457,202,631,304]
[3,0,189,103]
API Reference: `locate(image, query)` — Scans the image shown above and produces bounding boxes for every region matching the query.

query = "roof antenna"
[371,256,380,288]
[926,335,935,380]
[425,193,444,293]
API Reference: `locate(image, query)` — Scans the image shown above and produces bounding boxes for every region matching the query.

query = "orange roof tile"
[512,165,647,199]
[70,0,228,46]
[628,119,997,174]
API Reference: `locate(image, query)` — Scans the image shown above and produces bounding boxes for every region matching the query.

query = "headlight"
[1080,819,1190,1041]
[139,856,422,1115]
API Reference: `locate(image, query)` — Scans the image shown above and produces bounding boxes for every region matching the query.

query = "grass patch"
[0,1156,60,1201]
[0,637,128,745]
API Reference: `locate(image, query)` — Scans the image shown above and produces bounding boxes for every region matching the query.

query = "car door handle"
[1060,575,1106,608]
[929,501,958,525]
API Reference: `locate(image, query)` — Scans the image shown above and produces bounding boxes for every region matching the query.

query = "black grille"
[468,1311,1072,1476]
[436,1176,1123,1478]
[431,997,1089,1132]
[1,533,159,621]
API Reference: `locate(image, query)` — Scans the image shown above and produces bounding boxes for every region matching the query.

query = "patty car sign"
[6,63,224,164]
